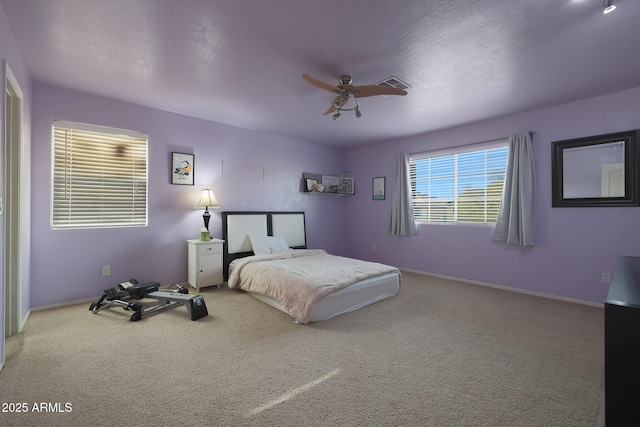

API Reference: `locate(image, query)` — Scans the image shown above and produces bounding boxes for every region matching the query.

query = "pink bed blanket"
[227,249,400,323]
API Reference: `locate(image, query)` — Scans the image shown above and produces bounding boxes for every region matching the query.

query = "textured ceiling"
[2,0,640,147]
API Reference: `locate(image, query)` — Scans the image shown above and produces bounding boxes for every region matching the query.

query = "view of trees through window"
[410,144,509,224]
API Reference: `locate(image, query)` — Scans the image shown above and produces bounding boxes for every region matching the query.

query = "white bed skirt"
[247,271,400,323]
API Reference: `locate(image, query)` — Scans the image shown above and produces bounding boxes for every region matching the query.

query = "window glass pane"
[51,122,148,229]
[410,141,508,225]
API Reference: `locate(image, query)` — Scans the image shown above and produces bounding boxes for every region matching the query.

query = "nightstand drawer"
[197,244,221,256]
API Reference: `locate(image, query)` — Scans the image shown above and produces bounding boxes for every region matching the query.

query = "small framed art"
[373,177,386,200]
[305,178,318,192]
[171,152,194,185]
[339,173,355,195]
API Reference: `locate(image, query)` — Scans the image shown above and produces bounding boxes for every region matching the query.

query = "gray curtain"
[493,132,536,246]
[390,152,417,236]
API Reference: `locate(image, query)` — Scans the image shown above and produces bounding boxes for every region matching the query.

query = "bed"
[222,211,401,323]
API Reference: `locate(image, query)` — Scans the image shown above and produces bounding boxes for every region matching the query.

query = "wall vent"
[376,76,411,91]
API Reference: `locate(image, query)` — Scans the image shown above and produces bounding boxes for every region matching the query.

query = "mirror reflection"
[562,141,625,199]
[552,129,639,207]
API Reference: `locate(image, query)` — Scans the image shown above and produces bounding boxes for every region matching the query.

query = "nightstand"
[187,238,224,292]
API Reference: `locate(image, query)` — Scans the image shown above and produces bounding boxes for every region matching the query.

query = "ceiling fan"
[302,74,408,120]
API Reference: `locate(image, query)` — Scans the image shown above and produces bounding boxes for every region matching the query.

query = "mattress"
[229,257,400,323]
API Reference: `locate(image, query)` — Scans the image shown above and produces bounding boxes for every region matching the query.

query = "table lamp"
[194,189,220,231]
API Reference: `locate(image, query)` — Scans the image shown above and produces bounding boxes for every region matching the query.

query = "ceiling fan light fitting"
[603,0,616,14]
[303,73,406,120]
[339,75,353,85]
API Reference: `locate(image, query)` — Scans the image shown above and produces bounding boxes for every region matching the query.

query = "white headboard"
[226,213,268,254]
[270,212,306,248]
[221,211,306,280]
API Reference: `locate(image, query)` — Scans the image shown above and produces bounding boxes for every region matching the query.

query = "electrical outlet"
[102,265,111,276]
[372,245,377,252]
[602,273,611,284]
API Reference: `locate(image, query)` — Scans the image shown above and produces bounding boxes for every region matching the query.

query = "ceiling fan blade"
[323,97,348,115]
[351,85,407,98]
[323,105,337,115]
[303,74,345,95]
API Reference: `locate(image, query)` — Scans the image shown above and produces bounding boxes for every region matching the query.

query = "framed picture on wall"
[373,177,386,200]
[171,152,194,185]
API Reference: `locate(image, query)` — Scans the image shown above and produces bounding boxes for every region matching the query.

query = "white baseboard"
[31,297,96,312]
[19,309,31,332]
[30,283,192,313]
[399,268,604,308]
[28,275,603,312]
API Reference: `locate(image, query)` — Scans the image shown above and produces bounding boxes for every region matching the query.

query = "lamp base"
[203,208,211,231]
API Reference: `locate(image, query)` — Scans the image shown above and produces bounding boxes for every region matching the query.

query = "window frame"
[51,120,149,230]
[409,138,509,225]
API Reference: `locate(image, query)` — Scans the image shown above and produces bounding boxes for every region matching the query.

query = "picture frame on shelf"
[305,178,318,192]
[339,173,355,195]
[322,175,340,193]
[373,177,386,200]
[171,152,194,185]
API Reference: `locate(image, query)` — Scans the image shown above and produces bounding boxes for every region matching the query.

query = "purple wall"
[30,83,348,307]
[25,79,640,308]
[344,87,640,304]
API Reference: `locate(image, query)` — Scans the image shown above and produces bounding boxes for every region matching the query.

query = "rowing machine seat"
[126,282,160,299]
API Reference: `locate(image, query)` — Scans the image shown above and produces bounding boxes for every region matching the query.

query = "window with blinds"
[409,139,509,224]
[52,121,148,229]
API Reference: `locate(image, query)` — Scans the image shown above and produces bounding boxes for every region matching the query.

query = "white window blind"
[409,139,509,224]
[52,121,148,229]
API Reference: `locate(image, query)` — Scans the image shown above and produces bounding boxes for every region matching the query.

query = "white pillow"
[249,235,290,256]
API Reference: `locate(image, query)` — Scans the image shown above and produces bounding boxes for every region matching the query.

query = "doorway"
[4,62,23,338]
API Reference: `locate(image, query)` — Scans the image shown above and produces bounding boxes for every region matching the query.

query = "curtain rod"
[465,131,536,147]
[410,131,535,157]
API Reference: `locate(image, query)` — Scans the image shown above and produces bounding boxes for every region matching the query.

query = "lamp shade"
[195,189,220,208]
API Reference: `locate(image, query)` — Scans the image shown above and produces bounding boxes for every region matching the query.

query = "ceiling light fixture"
[603,0,616,14]
[303,73,406,120]
[331,100,362,120]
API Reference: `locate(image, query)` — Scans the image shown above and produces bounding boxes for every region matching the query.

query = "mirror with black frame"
[552,130,640,207]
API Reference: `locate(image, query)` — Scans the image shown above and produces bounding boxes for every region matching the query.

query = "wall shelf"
[302,172,354,195]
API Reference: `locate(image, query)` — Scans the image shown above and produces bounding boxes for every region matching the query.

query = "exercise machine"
[89,280,208,321]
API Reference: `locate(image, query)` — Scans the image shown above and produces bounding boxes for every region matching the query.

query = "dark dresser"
[605,255,640,426]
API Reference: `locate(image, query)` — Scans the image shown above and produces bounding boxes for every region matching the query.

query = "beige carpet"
[0,272,604,426]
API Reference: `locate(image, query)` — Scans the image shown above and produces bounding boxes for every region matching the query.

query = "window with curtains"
[409,139,509,224]
[51,121,148,229]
